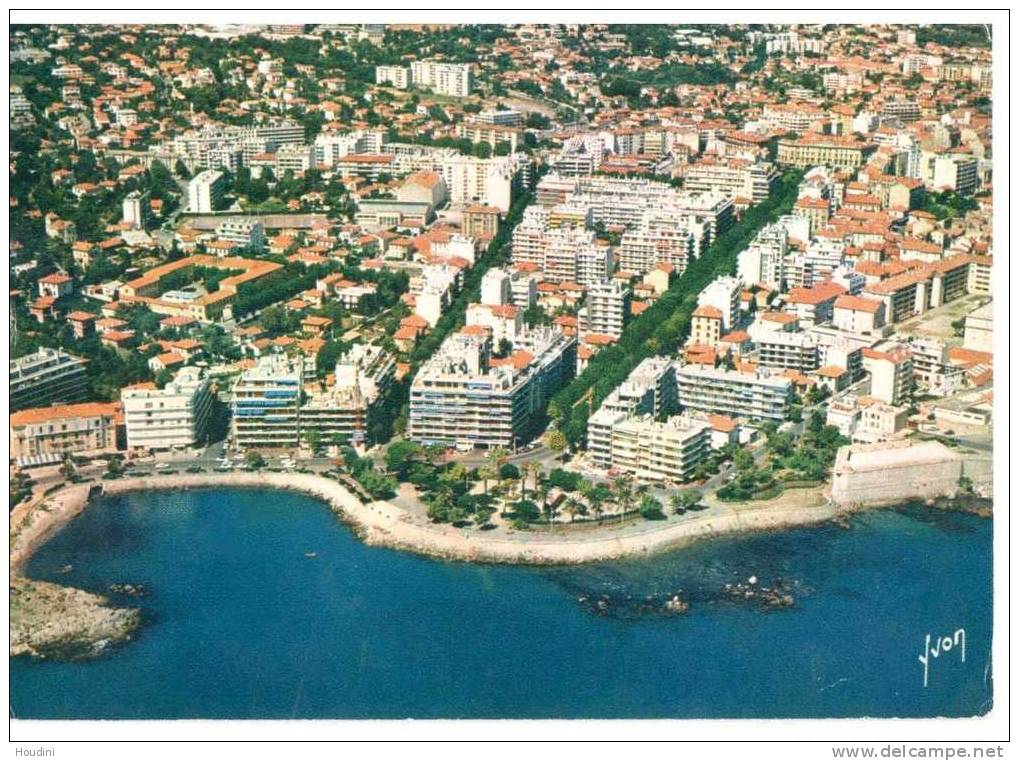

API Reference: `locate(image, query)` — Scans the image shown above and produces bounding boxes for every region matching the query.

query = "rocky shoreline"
[10,577,141,660]
[7,471,992,661]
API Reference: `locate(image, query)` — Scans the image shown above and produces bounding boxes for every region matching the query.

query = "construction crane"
[350,357,366,449]
[571,386,595,415]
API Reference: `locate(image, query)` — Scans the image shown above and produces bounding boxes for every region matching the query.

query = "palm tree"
[562,496,584,523]
[478,464,496,496]
[520,461,539,501]
[612,474,635,524]
[533,481,551,525]
[669,493,685,516]
[580,479,602,524]
[487,446,509,484]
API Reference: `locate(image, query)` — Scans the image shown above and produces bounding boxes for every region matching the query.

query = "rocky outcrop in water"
[722,577,795,611]
[577,591,690,618]
[10,577,141,661]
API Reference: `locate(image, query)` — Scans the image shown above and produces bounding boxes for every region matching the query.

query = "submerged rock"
[108,583,147,597]
[722,578,796,611]
[664,595,689,614]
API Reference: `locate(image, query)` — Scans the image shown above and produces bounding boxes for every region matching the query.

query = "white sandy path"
[12,472,839,569]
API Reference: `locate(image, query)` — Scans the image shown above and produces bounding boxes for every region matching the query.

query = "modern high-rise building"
[510,206,611,285]
[607,414,711,484]
[121,367,215,451]
[586,357,677,467]
[375,64,411,89]
[697,275,742,333]
[408,328,575,450]
[675,364,793,421]
[300,344,396,448]
[682,160,778,203]
[579,280,630,338]
[187,169,226,213]
[409,60,474,97]
[232,355,303,449]
[10,348,89,412]
[618,212,705,275]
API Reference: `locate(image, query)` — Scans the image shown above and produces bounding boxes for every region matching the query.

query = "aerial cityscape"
[8,20,997,728]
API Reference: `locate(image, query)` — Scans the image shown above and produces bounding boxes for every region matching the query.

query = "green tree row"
[549,169,805,446]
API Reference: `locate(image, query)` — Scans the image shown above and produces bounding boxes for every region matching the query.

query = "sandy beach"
[13,471,840,569]
[10,482,94,575]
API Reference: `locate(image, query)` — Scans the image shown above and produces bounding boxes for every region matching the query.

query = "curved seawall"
[18,472,839,567]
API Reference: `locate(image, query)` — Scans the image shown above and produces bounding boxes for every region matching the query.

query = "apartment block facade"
[408,328,575,450]
[121,366,214,451]
[10,348,89,412]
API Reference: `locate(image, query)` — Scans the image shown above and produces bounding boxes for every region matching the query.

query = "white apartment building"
[963,301,992,353]
[697,275,742,332]
[408,328,576,449]
[761,103,829,133]
[748,322,820,372]
[122,190,147,230]
[300,344,396,448]
[466,303,524,346]
[474,109,525,127]
[274,144,315,173]
[375,64,411,89]
[932,156,979,194]
[481,268,512,306]
[511,208,610,285]
[122,367,214,450]
[737,222,790,290]
[410,60,474,97]
[187,169,226,213]
[587,357,678,467]
[862,345,914,406]
[438,154,521,212]
[675,364,793,421]
[608,414,711,484]
[683,161,778,203]
[579,280,630,338]
[313,129,387,166]
[411,264,462,327]
[618,211,706,275]
[214,219,265,252]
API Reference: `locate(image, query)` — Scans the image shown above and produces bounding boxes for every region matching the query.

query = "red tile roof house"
[66,310,97,338]
[38,272,74,299]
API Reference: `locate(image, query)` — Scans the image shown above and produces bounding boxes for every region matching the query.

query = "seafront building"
[300,344,396,448]
[228,345,397,450]
[10,401,121,462]
[121,366,215,451]
[675,364,793,421]
[408,327,576,450]
[9,348,89,412]
[608,414,711,484]
[231,355,303,449]
[587,357,678,467]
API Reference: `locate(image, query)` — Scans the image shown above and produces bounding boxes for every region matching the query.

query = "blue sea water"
[9,488,992,719]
